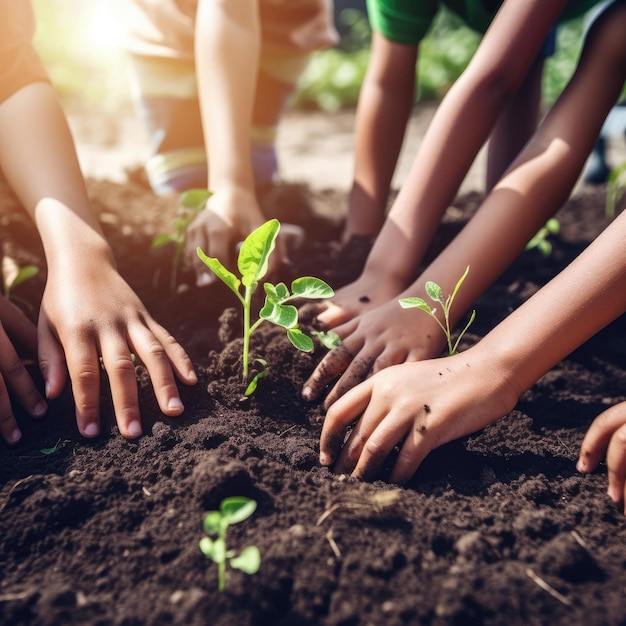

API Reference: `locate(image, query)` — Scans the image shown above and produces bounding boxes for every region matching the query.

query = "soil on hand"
[1,176,625,626]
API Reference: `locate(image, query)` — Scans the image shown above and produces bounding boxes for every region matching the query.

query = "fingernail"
[127,420,142,438]
[45,381,51,398]
[10,428,22,444]
[168,397,184,412]
[33,401,47,417]
[576,459,585,473]
[83,422,99,437]
[197,272,214,287]
[320,452,330,466]
[188,370,198,384]
[302,386,313,401]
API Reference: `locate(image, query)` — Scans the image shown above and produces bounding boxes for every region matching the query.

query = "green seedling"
[606,160,626,219]
[197,218,334,392]
[525,218,560,256]
[199,496,261,592]
[152,188,211,290]
[399,265,476,356]
[1,256,39,303]
[311,329,342,349]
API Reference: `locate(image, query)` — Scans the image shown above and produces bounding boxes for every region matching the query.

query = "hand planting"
[199,496,261,592]
[399,265,475,356]
[197,218,334,394]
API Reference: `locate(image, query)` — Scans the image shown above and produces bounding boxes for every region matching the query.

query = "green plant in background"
[606,161,626,219]
[152,189,210,291]
[197,218,335,394]
[525,218,560,256]
[1,257,39,303]
[199,497,261,593]
[399,265,476,356]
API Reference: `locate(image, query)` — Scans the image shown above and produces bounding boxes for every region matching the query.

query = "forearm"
[195,0,259,193]
[365,0,568,282]
[0,83,113,269]
[481,209,626,398]
[349,34,417,226]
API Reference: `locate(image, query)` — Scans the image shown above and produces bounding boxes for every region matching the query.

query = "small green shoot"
[606,160,626,219]
[197,218,334,391]
[152,189,211,290]
[525,218,560,256]
[399,265,475,356]
[199,496,261,592]
[40,439,62,455]
[311,329,342,350]
[2,257,39,302]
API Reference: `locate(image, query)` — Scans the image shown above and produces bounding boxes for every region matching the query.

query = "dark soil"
[1,176,625,626]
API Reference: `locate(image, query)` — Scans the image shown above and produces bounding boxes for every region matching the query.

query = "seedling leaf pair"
[199,496,261,592]
[399,265,475,356]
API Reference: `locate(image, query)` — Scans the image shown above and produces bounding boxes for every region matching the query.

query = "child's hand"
[319,352,517,483]
[184,187,285,287]
[0,295,47,444]
[303,295,445,406]
[37,260,197,440]
[577,402,626,513]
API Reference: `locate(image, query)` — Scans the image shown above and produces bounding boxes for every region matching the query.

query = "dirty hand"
[37,260,197,439]
[320,352,516,483]
[184,187,286,287]
[577,401,626,513]
[0,295,47,444]
[302,295,445,407]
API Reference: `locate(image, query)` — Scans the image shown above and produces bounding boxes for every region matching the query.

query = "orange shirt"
[0,0,50,104]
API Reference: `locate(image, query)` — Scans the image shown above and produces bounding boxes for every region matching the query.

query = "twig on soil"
[316,488,401,525]
[278,425,297,437]
[525,568,572,606]
[0,475,41,513]
[325,528,342,558]
[571,530,587,549]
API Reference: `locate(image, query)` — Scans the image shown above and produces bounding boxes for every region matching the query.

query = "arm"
[320,206,626,487]
[185,0,276,284]
[0,82,197,439]
[343,31,417,242]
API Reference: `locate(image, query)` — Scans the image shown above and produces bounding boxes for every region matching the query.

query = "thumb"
[38,319,67,399]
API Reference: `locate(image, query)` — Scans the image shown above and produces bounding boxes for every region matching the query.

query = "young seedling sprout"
[152,189,211,291]
[399,265,476,356]
[197,218,335,394]
[199,496,261,592]
[1,256,39,307]
[525,218,560,257]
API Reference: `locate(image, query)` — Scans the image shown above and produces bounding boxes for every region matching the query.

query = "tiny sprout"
[525,218,560,256]
[606,160,626,219]
[2,256,39,302]
[311,329,342,350]
[399,265,475,356]
[197,219,334,392]
[199,496,261,592]
[152,189,211,290]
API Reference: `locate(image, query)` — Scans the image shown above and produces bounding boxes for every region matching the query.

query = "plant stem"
[242,287,252,381]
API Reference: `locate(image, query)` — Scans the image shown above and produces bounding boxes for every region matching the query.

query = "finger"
[605,423,626,506]
[37,319,68,400]
[577,402,626,473]
[317,301,355,328]
[302,342,356,402]
[0,323,46,420]
[322,353,375,410]
[320,381,372,466]
[147,321,197,386]
[63,338,102,438]
[186,222,215,287]
[0,296,38,357]
[100,336,142,439]
[0,374,21,445]
[388,420,436,485]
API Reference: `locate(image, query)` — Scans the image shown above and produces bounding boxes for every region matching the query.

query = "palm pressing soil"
[1,175,625,626]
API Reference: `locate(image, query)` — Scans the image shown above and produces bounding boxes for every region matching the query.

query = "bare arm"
[0,83,196,439]
[344,32,417,241]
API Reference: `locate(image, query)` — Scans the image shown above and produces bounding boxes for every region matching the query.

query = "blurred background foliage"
[31,0,588,112]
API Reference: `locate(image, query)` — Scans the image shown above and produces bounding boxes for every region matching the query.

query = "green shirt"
[366,0,605,44]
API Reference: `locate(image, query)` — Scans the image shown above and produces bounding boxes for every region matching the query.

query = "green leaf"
[291,276,334,299]
[203,510,223,535]
[450,265,470,303]
[230,546,261,574]
[399,297,432,313]
[264,282,290,303]
[179,188,212,211]
[259,300,298,328]
[199,536,226,563]
[40,439,61,455]
[8,265,39,290]
[197,248,241,297]
[311,330,342,349]
[244,367,269,396]
[238,219,280,288]
[287,328,314,352]
[220,497,258,525]
[151,233,174,248]
[425,281,444,305]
